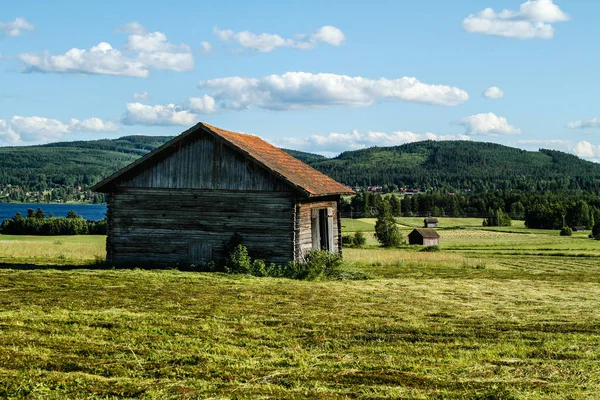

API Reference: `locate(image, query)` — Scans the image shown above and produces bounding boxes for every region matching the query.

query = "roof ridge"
[92,122,354,197]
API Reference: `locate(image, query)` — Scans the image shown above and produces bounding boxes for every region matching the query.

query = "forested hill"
[310,141,600,192]
[0,136,173,202]
[0,135,325,203]
[2,137,600,203]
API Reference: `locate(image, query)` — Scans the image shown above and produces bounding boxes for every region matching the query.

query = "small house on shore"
[92,122,354,266]
[424,217,438,228]
[408,228,440,246]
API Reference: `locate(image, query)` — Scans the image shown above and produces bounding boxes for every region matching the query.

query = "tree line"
[0,209,106,235]
[343,190,600,230]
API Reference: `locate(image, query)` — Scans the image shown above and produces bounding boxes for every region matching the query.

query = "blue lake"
[0,204,107,223]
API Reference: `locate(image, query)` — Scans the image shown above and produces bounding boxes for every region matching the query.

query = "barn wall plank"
[108,188,295,265]
[117,133,290,192]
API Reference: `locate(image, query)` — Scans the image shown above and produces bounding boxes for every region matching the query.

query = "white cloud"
[0,115,118,145]
[133,92,150,100]
[462,0,569,39]
[187,95,217,114]
[573,141,600,158]
[198,72,469,111]
[458,113,521,136]
[69,117,119,132]
[0,120,20,145]
[275,130,470,154]
[19,42,149,78]
[567,118,600,129]
[0,17,34,37]
[213,25,345,52]
[200,41,212,53]
[483,86,504,99]
[18,22,194,77]
[121,102,198,126]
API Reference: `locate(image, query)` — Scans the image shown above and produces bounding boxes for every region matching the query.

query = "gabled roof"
[410,228,440,238]
[92,122,354,197]
[424,218,439,222]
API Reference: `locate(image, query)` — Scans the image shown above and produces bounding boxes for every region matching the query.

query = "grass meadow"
[1,218,599,399]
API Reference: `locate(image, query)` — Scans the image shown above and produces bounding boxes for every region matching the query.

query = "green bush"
[292,250,344,280]
[251,259,266,277]
[354,231,366,246]
[374,202,403,247]
[342,234,356,247]
[225,244,252,274]
[591,223,600,240]
[560,227,573,236]
[421,245,440,252]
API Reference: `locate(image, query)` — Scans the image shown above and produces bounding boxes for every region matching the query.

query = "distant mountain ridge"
[1,136,600,202]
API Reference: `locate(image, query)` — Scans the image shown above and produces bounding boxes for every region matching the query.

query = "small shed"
[91,122,354,266]
[572,226,585,232]
[424,217,439,228]
[408,228,440,246]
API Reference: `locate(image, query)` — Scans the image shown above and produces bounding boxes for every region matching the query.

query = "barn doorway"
[311,208,334,251]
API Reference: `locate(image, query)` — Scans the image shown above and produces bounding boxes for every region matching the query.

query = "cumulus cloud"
[69,117,119,132]
[19,42,149,78]
[198,72,469,111]
[213,25,345,52]
[0,17,34,37]
[187,95,217,114]
[483,86,504,99]
[573,141,600,158]
[274,130,470,155]
[0,116,118,145]
[18,22,194,77]
[133,92,150,100]
[458,113,521,136]
[121,102,199,126]
[462,0,569,39]
[567,118,600,129]
[200,41,212,53]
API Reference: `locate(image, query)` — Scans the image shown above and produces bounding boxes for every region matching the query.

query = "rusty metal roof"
[410,228,440,238]
[92,122,354,197]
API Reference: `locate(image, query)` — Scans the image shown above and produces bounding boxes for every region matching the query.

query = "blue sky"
[1,0,600,159]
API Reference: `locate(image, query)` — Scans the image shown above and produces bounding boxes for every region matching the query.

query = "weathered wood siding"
[116,133,290,192]
[295,197,341,259]
[423,238,440,246]
[108,188,295,265]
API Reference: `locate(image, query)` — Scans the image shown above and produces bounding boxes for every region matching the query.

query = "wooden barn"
[408,228,440,246]
[424,217,439,228]
[91,122,354,266]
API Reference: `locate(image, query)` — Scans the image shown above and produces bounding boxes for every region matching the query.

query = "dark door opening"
[311,207,334,252]
[319,209,329,251]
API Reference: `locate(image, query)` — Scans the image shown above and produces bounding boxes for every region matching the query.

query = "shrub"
[592,223,600,240]
[560,227,573,236]
[421,245,440,252]
[293,250,344,280]
[251,259,266,277]
[375,202,402,247]
[342,234,356,247]
[225,244,252,274]
[354,231,366,246]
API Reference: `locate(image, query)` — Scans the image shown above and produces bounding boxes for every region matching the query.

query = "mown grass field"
[1,218,600,399]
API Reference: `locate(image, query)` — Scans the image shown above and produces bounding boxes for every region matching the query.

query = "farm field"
[1,218,600,398]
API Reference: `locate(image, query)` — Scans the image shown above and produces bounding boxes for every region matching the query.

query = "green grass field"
[1,218,600,398]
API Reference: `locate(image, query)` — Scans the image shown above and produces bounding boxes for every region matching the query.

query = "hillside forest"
[2,137,600,229]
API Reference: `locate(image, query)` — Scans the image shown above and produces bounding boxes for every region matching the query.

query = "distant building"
[572,226,585,232]
[408,228,440,246]
[424,217,439,228]
[92,122,354,266]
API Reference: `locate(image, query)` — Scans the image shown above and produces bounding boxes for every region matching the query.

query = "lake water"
[0,204,107,223]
